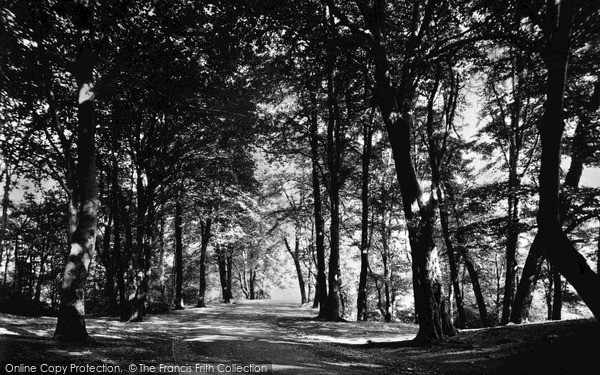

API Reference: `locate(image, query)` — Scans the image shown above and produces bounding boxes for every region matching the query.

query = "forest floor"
[1,299,599,375]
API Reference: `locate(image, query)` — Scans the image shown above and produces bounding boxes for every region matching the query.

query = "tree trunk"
[349,0,456,341]
[357,111,373,321]
[312,277,320,308]
[54,41,98,343]
[216,245,231,303]
[249,271,256,300]
[120,193,133,321]
[501,168,520,325]
[158,207,166,301]
[439,205,467,328]
[196,218,211,307]
[174,189,184,310]
[551,264,562,320]
[536,0,600,321]
[309,91,328,318]
[285,237,307,304]
[226,250,233,302]
[34,254,46,304]
[103,211,117,314]
[460,248,490,327]
[324,18,343,321]
[510,79,600,324]
[0,167,11,276]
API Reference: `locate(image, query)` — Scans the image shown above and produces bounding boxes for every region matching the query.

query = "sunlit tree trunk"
[54,40,98,342]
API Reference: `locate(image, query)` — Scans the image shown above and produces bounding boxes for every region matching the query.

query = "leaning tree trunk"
[535,0,600,321]
[53,42,98,343]
[196,218,211,308]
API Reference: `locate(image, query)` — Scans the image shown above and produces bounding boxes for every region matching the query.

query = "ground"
[1,300,599,374]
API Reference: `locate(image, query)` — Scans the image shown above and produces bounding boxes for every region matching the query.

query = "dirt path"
[1,300,599,374]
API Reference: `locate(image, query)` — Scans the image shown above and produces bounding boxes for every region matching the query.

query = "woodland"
[0,0,600,373]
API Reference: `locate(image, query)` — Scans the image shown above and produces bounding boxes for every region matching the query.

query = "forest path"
[2,300,600,374]
[0,299,419,374]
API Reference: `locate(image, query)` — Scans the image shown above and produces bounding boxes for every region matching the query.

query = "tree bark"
[54,40,98,343]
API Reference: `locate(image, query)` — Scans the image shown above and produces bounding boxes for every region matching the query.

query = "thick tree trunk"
[511,80,600,323]
[174,190,184,310]
[536,0,600,321]
[285,237,307,304]
[348,0,456,340]
[511,131,591,323]
[196,218,211,307]
[374,62,456,342]
[309,92,328,318]
[54,42,98,343]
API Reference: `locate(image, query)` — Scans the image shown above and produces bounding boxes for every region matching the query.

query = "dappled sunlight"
[322,361,384,369]
[26,329,51,337]
[47,349,92,356]
[0,327,20,336]
[92,333,124,339]
[184,334,244,342]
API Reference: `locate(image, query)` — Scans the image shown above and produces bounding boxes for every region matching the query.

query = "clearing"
[1,300,598,374]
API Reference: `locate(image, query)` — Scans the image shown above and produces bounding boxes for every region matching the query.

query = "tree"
[532,0,600,320]
[53,2,98,342]
[324,0,466,342]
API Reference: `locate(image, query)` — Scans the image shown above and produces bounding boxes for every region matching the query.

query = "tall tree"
[53,2,98,343]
